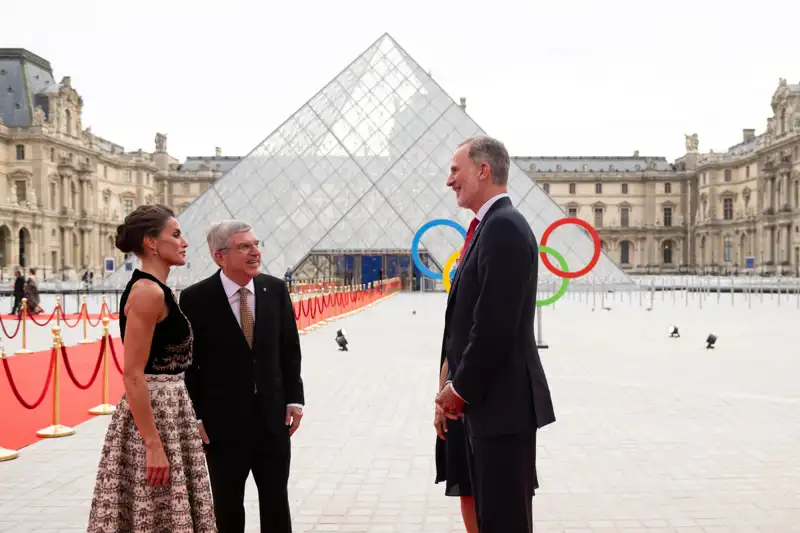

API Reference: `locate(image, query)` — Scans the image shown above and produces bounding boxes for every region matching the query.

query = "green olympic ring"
[536,245,569,307]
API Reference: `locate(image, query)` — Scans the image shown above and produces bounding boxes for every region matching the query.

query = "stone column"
[80,230,86,268]
[60,176,67,212]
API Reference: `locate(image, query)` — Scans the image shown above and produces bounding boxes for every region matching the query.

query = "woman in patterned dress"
[87,204,217,533]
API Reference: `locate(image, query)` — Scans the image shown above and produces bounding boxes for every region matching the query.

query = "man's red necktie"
[459,218,480,260]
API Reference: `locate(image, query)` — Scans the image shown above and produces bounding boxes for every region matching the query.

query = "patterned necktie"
[238,287,254,348]
[459,218,480,260]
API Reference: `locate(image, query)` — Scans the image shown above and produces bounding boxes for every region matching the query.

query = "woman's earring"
[152,248,158,256]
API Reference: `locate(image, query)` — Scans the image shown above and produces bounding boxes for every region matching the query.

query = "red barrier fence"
[0,278,401,462]
[1,295,118,354]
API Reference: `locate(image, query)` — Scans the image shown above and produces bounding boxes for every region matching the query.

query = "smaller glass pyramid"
[103,33,633,289]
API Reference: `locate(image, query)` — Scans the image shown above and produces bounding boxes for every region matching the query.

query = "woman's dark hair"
[115,204,176,255]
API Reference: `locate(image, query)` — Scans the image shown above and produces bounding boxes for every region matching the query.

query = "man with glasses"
[181,220,305,533]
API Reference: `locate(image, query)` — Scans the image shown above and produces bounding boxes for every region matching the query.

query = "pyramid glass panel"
[104,33,633,288]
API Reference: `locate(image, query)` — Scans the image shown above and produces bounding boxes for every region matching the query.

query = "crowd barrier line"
[0,278,401,462]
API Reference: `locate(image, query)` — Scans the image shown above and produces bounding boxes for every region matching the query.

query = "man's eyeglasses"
[219,240,261,253]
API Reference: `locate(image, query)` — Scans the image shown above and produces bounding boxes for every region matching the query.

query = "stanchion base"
[36,424,75,438]
[537,344,549,350]
[78,339,95,344]
[89,404,116,415]
[0,447,19,462]
[14,348,32,355]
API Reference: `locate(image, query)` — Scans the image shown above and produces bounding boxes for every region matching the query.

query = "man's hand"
[435,383,465,420]
[434,402,448,440]
[285,406,303,436]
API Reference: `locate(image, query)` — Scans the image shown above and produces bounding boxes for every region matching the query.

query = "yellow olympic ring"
[442,250,461,293]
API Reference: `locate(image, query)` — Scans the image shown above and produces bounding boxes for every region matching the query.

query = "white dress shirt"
[475,192,509,224]
[447,192,510,404]
[198,272,302,425]
[219,270,255,325]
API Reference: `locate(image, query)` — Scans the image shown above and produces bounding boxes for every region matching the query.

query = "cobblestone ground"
[0,291,798,532]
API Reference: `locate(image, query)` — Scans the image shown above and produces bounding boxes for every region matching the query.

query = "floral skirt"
[87,373,217,533]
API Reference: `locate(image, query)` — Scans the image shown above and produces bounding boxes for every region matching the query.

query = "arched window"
[723,236,733,263]
[620,240,631,264]
[662,240,674,265]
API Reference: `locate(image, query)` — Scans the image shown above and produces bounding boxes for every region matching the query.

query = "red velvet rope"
[0,316,22,339]
[60,337,106,390]
[26,308,58,326]
[86,312,102,327]
[1,348,56,410]
[106,337,124,374]
[58,306,83,328]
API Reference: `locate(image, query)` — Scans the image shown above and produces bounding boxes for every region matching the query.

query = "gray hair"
[206,220,252,253]
[459,135,510,185]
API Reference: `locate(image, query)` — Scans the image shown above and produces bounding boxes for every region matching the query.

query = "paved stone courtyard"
[1,290,798,532]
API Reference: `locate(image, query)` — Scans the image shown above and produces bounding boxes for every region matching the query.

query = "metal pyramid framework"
[104,33,633,288]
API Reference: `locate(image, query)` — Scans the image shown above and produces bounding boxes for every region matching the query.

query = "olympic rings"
[539,217,601,279]
[411,216,601,307]
[536,246,569,307]
[411,219,467,279]
[442,250,460,293]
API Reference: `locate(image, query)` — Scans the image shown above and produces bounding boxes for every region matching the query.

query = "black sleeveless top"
[118,269,194,375]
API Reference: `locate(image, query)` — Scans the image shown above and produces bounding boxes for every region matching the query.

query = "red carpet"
[0,337,124,451]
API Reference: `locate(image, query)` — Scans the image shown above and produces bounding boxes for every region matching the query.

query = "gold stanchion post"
[328,286,339,322]
[318,286,328,326]
[89,317,115,415]
[78,295,93,344]
[0,350,19,461]
[14,299,31,354]
[36,326,76,438]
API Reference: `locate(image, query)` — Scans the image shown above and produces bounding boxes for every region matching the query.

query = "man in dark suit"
[12,270,24,315]
[435,136,556,533]
[180,220,304,533]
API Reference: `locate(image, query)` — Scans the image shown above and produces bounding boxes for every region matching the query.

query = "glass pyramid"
[104,33,633,289]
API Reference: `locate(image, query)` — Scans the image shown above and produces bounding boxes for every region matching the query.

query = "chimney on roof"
[742,128,755,143]
[215,146,222,157]
[459,97,466,111]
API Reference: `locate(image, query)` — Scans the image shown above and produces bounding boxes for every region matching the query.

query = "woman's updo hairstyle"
[115,204,176,255]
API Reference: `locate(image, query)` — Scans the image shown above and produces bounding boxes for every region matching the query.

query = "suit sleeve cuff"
[446,380,467,404]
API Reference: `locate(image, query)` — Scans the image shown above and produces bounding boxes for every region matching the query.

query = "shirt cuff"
[287,403,304,408]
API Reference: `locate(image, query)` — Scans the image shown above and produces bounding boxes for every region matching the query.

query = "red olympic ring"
[539,217,601,279]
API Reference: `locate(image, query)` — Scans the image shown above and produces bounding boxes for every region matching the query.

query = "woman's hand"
[145,440,170,487]
[434,402,448,440]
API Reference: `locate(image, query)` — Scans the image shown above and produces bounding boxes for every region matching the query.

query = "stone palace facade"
[0,49,240,281]
[515,79,800,276]
[2,48,799,279]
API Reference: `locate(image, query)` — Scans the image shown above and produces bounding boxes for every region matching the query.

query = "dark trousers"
[205,401,292,533]
[465,429,537,533]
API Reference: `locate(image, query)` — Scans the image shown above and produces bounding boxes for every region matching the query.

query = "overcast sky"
[3,0,798,163]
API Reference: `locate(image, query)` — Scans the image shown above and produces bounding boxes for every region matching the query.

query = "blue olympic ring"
[411,219,467,280]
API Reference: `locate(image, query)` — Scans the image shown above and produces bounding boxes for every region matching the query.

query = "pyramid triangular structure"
[104,33,634,289]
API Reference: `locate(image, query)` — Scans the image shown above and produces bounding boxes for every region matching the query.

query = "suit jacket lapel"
[446,197,511,307]
[252,276,270,352]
